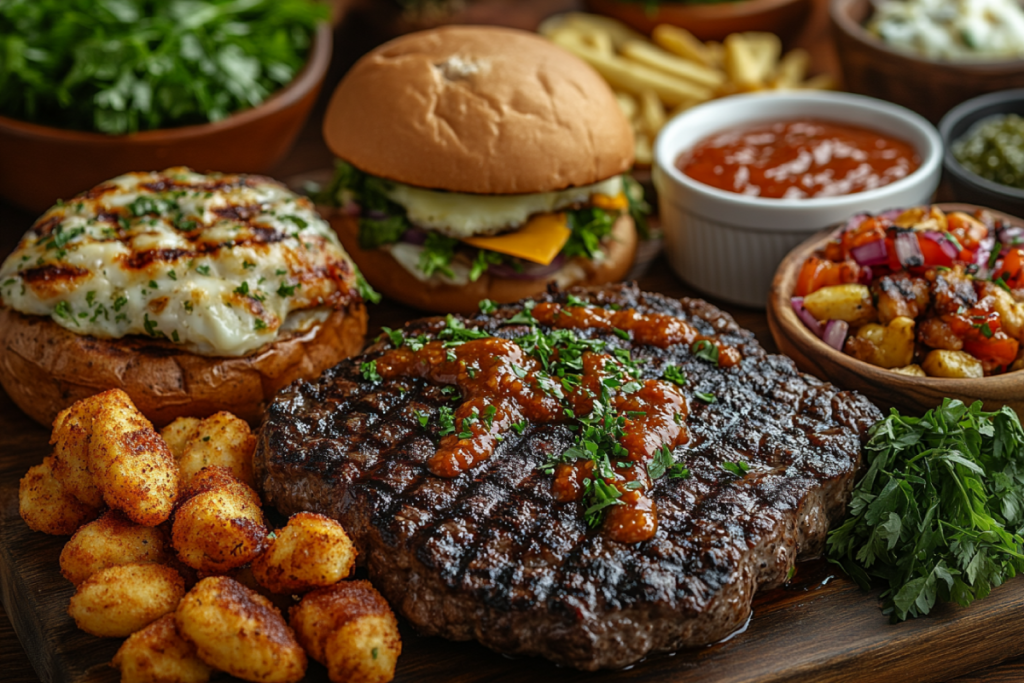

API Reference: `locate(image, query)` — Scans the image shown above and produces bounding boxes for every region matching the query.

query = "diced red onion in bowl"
[921,231,959,261]
[998,224,1024,248]
[791,297,823,337]
[975,236,995,278]
[822,320,849,351]
[857,266,873,285]
[488,255,566,280]
[894,231,924,268]
[849,239,888,266]
[839,212,871,236]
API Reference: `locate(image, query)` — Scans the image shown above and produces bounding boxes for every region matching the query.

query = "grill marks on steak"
[255,284,881,670]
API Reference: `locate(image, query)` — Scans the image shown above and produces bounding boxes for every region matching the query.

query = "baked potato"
[19,456,100,535]
[802,284,877,327]
[60,510,171,586]
[89,389,179,526]
[50,397,105,508]
[176,412,256,487]
[68,563,185,638]
[172,466,266,573]
[252,512,357,594]
[290,581,401,683]
[111,613,213,683]
[175,576,306,683]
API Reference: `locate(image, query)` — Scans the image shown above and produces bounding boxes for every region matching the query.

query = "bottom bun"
[328,211,637,314]
[0,304,367,428]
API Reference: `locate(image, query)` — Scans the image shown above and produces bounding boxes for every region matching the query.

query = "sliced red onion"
[975,235,996,279]
[822,320,849,351]
[921,231,959,261]
[858,265,873,285]
[791,297,823,337]
[400,229,428,245]
[839,212,871,236]
[850,239,888,266]
[997,224,1024,248]
[878,208,904,222]
[894,231,924,268]
[488,255,566,280]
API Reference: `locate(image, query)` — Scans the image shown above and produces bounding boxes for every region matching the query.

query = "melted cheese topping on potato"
[385,175,623,237]
[0,168,358,357]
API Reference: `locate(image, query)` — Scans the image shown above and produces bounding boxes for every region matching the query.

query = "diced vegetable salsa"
[793,206,1024,377]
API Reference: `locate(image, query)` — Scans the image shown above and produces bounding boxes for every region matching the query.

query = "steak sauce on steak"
[254,284,881,670]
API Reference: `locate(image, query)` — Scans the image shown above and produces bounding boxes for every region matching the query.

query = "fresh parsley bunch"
[827,399,1024,622]
[0,0,327,134]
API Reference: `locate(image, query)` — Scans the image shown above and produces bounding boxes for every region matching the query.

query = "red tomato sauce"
[677,119,920,199]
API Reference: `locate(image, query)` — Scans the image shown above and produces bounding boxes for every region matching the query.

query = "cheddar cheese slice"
[462,213,571,265]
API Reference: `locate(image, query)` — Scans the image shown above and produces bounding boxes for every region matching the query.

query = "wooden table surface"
[0,1,1021,680]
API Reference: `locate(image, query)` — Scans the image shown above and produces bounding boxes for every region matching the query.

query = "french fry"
[614,91,638,121]
[634,133,653,166]
[651,24,714,67]
[554,39,713,106]
[579,26,613,55]
[539,12,646,50]
[802,73,839,90]
[723,33,766,90]
[741,32,782,80]
[705,41,725,68]
[772,48,809,88]
[639,89,666,138]
[620,40,726,90]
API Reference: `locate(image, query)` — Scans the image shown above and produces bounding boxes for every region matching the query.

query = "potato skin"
[89,389,179,526]
[290,581,401,683]
[112,613,213,683]
[160,418,201,461]
[252,512,357,594]
[172,467,266,573]
[60,510,171,586]
[19,456,100,535]
[50,398,105,508]
[68,563,185,638]
[175,576,306,683]
[177,412,256,487]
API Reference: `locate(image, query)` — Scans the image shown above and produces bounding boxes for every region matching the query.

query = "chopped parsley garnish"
[360,360,381,382]
[414,409,430,428]
[171,329,180,342]
[566,293,588,307]
[564,207,614,260]
[510,420,528,434]
[143,313,161,337]
[418,233,459,279]
[583,479,624,525]
[988,242,1003,270]
[148,280,158,289]
[234,281,250,296]
[695,391,716,403]
[254,318,267,330]
[469,249,505,282]
[994,274,1012,292]
[478,299,497,315]
[613,328,630,340]
[195,264,211,276]
[437,405,455,436]
[691,339,720,365]
[827,399,1024,622]
[277,281,300,297]
[354,268,381,304]
[721,460,750,477]
[663,365,687,387]
[54,301,78,326]
[168,270,177,281]
[282,215,308,229]
[242,260,255,269]
[381,327,404,348]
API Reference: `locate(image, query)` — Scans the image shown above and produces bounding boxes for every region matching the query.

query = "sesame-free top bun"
[323,26,634,194]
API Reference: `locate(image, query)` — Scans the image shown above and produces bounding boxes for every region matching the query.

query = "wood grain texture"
[768,204,1024,416]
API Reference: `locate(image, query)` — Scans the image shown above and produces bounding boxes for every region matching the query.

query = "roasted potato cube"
[89,389,179,526]
[177,412,256,488]
[891,364,926,377]
[19,456,100,535]
[917,317,963,351]
[60,510,171,586]
[802,284,877,326]
[112,613,212,683]
[50,397,105,508]
[290,581,401,683]
[68,563,185,638]
[253,512,357,594]
[845,317,915,368]
[873,274,930,326]
[982,285,1024,340]
[172,467,266,573]
[922,349,984,378]
[175,576,306,683]
[160,418,201,461]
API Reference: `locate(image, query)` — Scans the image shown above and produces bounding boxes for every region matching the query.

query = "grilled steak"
[255,284,881,670]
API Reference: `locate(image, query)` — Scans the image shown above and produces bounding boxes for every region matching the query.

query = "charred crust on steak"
[254,283,881,670]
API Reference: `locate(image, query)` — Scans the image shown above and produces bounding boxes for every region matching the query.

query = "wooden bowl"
[831,0,1024,124]
[585,0,812,41]
[0,23,332,215]
[768,202,1024,417]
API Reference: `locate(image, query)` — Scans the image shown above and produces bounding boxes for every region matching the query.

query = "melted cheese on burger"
[0,168,359,357]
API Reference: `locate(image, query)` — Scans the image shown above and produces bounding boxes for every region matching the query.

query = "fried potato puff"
[68,563,185,638]
[60,510,171,586]
[112,613,213,683]
[19,456,100,535]
[50,397,105,508]
[252,512,357,594]
[175,412,256,488]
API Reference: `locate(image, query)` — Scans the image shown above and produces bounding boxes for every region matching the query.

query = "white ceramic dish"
[652,91,943,308]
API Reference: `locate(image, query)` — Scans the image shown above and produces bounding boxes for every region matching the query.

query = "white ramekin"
[652,91,943,308]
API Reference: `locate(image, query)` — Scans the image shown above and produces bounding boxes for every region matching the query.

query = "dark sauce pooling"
[372,300,741,544]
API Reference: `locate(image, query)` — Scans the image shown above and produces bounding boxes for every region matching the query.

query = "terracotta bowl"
[0,23,332,215]
[768,202,1024,417]
[831,0,1024,125]
[585,0,812,41]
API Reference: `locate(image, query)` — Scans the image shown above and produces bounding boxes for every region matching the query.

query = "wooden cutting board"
[2,470,1023,683]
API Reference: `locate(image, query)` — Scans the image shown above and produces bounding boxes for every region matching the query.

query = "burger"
[318,25,642,313]
[0,168,370,427]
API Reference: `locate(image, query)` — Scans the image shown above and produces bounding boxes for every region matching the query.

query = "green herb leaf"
[478,299,497,315]
[721,460,750,477]
[663,365,686,387]
[360,360,382,382]
[691,339,720,365]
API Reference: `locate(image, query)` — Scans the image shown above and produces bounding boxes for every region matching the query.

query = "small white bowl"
[652,91,943,308]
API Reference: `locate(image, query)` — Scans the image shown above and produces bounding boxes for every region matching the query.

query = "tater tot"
[160,418,201,461]
[89,389,179,526]
[60,510,171,586]
[177,412,256,487]
[19,456,100,535]
[176,576,306,683]
[290,581,401,683]
[50,398,105,508]
[68,563,185,638]
[112,613,213,683]
[253,512,357,594]
[172,467,266,573]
